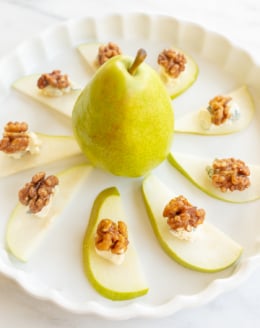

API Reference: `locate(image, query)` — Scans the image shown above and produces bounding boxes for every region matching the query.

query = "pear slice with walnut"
[12,74,81,118]
[142,174,243,272]
[158,47,198,99]
[168,152,260,203]
[82,187,149,300]
[174,85,254,135]
[6,164,92,262]
[0,133,83,178]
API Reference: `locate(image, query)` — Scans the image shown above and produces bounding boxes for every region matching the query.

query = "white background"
[0,0,260,327]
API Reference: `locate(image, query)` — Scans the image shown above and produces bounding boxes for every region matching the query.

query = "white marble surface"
[1,0,260,326]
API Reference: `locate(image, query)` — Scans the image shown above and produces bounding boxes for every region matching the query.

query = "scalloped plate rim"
[0,12,260,320]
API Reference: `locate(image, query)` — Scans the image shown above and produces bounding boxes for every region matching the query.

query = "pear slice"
[0,133,83,178]
[77,42,101,72]
[159,47,198,99]
[82,187,149,300]
[168,151,260,203]
[6,164,92,262]
[142,174,243,272]
[175,85,254,135]
[12,74,81,118]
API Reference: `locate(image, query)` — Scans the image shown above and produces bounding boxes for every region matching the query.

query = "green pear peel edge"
[82,187,149,301]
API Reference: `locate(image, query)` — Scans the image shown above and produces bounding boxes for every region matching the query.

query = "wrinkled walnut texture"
[208,95,232,125]
[97,42,122,66]
[158,49,187,78]
[37,70,70,89]
[163,195,205,231]
[0,121,29,154]
[18,172,59,213]
[211,158,250,192]
[95,218,129,255]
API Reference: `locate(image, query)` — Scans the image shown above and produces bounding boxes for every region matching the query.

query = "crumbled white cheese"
[8,132,41,159]
[170,225,198,242]
[95,247,126,265]
[40,81,79,97]
[27,132,42,155]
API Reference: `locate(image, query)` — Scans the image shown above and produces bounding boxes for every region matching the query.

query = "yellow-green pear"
[72,49,174,177]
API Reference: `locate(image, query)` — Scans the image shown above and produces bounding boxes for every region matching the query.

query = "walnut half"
[96,42,122,66]
[158,49,187,78]
[208,95,232,126]
[37,70,70,90]
[163,195,205,232]
[95,218,129,255]
[210,158,250,192]
[0,121,29,154]
[18,172,59,214]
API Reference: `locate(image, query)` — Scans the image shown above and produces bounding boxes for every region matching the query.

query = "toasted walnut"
[0,121,29,154]
[210,158,250,192]
[37,70,70,89]
[18,172,59,213]
[97,42,122,66]
[158,49,187,78]
[208,95,232,125]
[163,196,205,231]
[95,218,129,255]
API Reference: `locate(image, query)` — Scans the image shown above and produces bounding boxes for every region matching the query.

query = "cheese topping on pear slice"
[175,85,254,135]
[0,133,83,178]
[83,187,149,301]
[12,74,81,118]
[168,151,260,203]
[6,164,93,262]
[142,174,243,272]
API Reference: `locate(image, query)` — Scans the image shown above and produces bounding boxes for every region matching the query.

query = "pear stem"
[128,49,147,75]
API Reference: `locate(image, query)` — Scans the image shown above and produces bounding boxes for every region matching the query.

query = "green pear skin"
[72,54,174,177]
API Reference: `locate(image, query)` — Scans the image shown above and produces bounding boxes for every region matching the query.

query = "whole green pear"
[72,49,174,177]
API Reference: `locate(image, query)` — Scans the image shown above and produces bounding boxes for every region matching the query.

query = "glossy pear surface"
[72,54,174,177]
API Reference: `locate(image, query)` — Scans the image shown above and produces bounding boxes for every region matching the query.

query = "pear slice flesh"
[6,164,93,262]
[168,151,260,203]
[77,43,198,99]
[0,133,83,178]
[175,85,254,135]
[77,42,102,72]
[83,187,149,300]
[142,174,243,272]
[12,74,81,118]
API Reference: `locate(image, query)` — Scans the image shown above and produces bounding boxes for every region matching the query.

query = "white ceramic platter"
[1,13,260,320]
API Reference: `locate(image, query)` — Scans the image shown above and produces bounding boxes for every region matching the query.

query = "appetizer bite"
[157,47,198,98]
[168,152,260,203]
[175,85,254,135]
[12,69,81,117]
[142,174,243,272]
[82,187,148,300]
[0,121,41,159]
[163,195,205,242]
[0,121,83,177]
[6,164,92,262]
